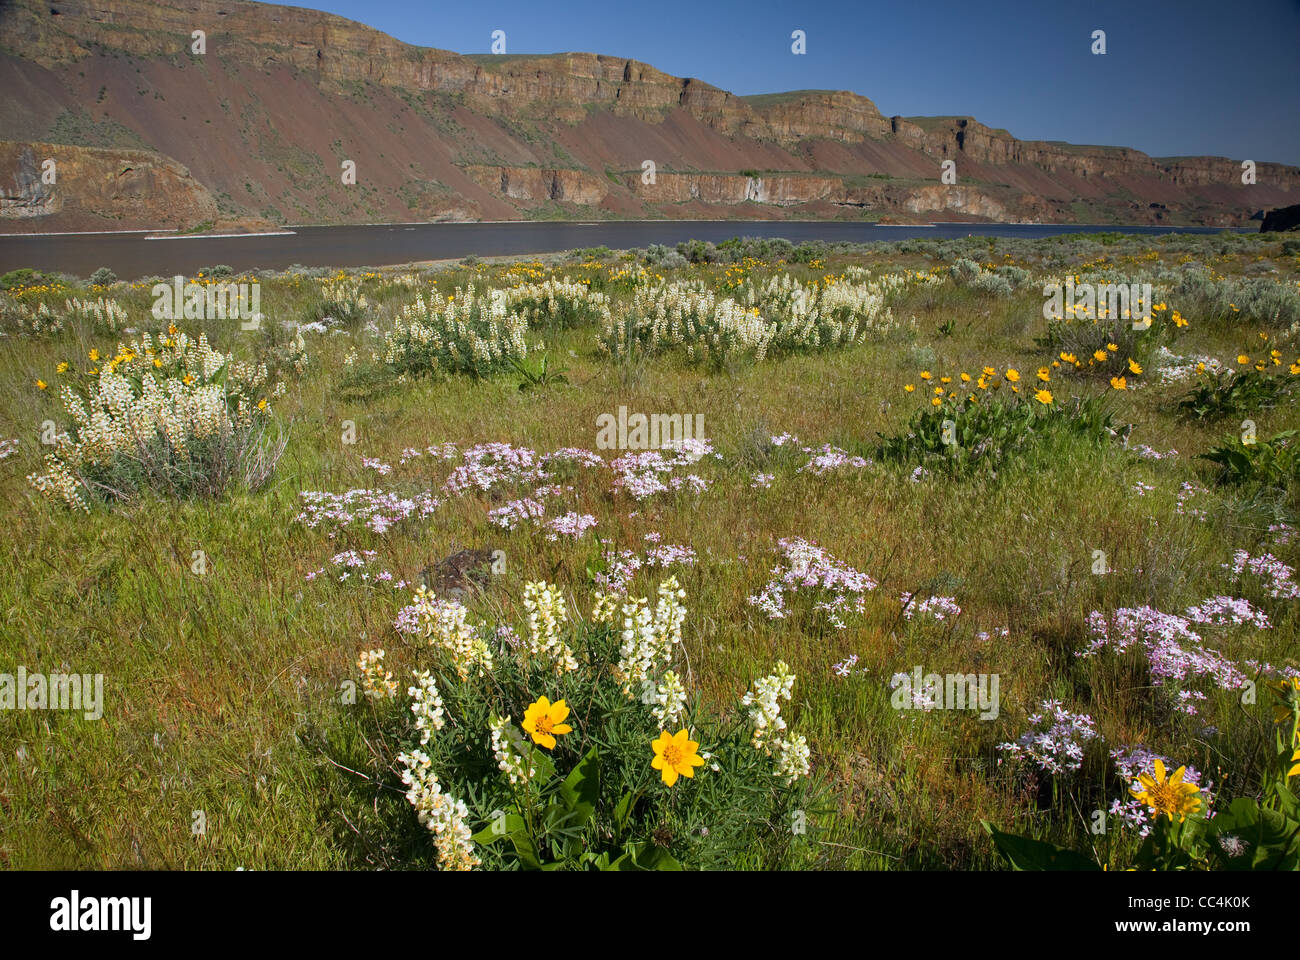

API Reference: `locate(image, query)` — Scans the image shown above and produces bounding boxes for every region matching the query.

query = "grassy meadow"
[1,230,1299,871]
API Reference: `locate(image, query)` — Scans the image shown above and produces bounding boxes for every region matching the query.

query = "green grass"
[1,234,1298,870]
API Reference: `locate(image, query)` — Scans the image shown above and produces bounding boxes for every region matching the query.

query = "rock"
[1260,204,1300,232]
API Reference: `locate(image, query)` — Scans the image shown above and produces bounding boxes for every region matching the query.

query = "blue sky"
[290,0,1300,164]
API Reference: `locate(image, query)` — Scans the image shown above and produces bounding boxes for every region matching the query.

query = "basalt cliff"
[1,0,1295,232]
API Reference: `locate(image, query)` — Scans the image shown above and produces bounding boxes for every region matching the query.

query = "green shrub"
[351,578,816,870]
[1178,369,1293,421]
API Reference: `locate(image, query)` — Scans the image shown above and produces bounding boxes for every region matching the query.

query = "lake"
[0,220,1249,279]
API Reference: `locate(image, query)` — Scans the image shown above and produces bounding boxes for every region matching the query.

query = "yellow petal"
[1152,759,1166,782]
[551,723,572,735]
[662,765,679,787]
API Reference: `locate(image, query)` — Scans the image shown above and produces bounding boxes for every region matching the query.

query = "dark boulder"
[1260,204,1300,232]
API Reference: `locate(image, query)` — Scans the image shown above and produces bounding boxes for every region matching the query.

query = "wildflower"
[1127,358,1142,375]
[397,750,479,870]
[1093,349,1107,363]
[904,383,915,393]
[357,649,397,700]
[1106,342,1118,351]
[1237,354,1249,365]
[36,380,46,390]
[408,670,446,745]
[996,700,1098,774]
[1034,388,1053,405]
[1110,376,1127,390]
[1130,758,1202,822]
[489,714,535,785]
[1036,367,1050,382]
[522,581,578,671]
[1005,368,1020,383]
[521,696,573,750]
[774,734,811,784]
[1272,677,1300,725]
[743,661,796,751]
[644,669,688,726]
[650,729,705,786]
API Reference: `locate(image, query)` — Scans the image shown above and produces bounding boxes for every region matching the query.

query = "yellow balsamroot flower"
[940,376,951,384]
[1111,376,1127,390]
[933,386,944,396]
[1271,677,1300,724]
[982,365,996,377]
[1036,367,1050,382]
[920,370,932,381]
[1127,358,1142,375]
[1093,349,1108,363]
[1106,343,1119,352]
[1034,388,1053,405]
[56,362,69,373]
[1196,362,1207,374]
[1255,362,1266,372]
[36,379,47,390]
[89,349,100,362]
[960,372,971,383]
[650,729,705,786]
[521,696,573,750]
[931,397,942,407]
[1005,368,1020,383]
[904,383,915,393]
[1291,363,1300,375]
[1058,353,1076,365]
[1289,748,1300,780]
[1131,759,1202,823]
[1237,354,1249,365]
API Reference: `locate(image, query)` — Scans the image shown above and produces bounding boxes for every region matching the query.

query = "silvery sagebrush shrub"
[353,576,816,870]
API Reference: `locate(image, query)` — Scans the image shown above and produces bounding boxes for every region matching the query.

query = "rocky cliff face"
[0,0,1294,231]
[0,140,219,228]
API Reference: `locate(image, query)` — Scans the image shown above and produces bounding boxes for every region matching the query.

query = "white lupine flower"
[613,576,687,696]
[742,660,796,751]
[397,750,479,871]
[773,734,811,784]
[590,591,620,623]
[357,649,397,700]
[404,587,494,680]
[408,670,446,745]
[27,330,277,510]
[489,714,535,786]
[522,580,578,673]
[644,669,688,726]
